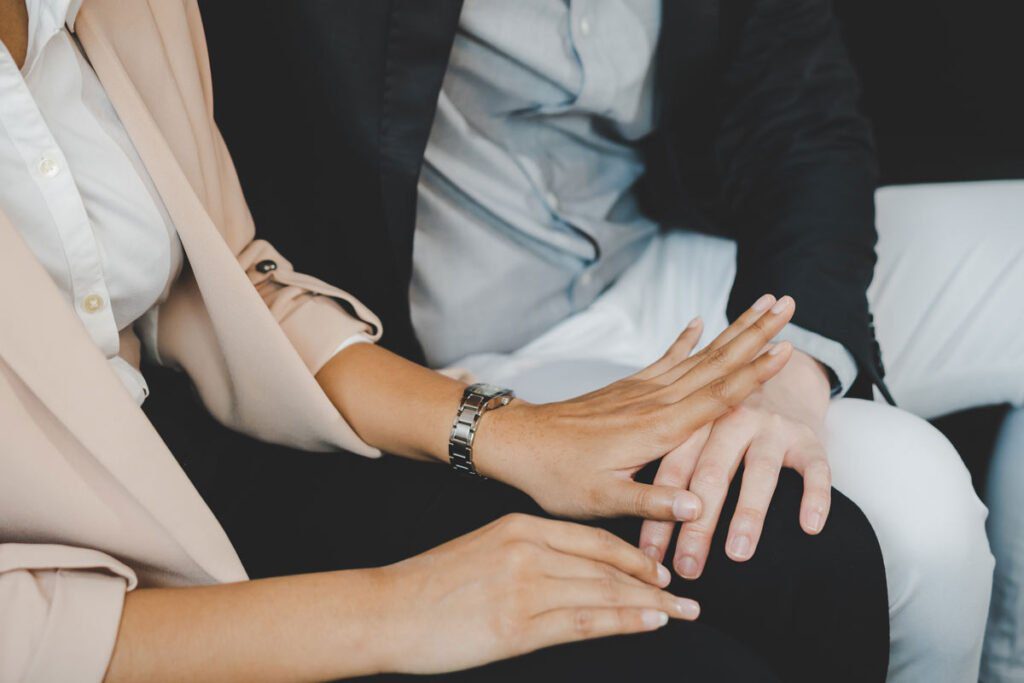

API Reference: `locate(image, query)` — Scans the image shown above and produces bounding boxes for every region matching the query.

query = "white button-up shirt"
[0,0,184,403]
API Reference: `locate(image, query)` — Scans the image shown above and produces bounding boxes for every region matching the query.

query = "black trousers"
[143,366,889,682]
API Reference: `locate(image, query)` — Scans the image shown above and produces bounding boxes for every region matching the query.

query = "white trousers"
[457,180,1024,683]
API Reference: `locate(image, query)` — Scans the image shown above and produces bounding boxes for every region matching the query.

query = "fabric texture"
[409,0,857,391]
[200,0,889,400]
[0,0,182,402]
[448,180,1024,682]
[142,362,888,683]
[0,1,385,679]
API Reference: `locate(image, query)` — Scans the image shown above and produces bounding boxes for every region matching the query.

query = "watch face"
[473,383,507,398]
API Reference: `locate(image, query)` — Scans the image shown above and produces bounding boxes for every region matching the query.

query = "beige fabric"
[0,1,383,680]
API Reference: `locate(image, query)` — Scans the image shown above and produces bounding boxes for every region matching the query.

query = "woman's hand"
[106,514,692,682]
[473,295,796,521]
[373,513,697,675]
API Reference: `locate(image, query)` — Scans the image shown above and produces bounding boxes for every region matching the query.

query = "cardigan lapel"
[0,211,246,583]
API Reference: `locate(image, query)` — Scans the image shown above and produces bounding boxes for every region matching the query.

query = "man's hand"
[638,334,834,580]
[474,295,797,523]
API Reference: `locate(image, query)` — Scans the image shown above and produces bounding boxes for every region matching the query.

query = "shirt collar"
[21,0,82,73]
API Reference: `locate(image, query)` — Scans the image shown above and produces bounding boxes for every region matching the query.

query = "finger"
[536,551,649,588]
[631,317,704,381]
[527,607,672,649]
[674,415,756,579]
[537,519,672,588]
[659,296,794,392]
[533,577,700,621]
[651,293,775,383]
[663,342,793,439]
[603,479,702,523]
[792,449,832,535]
[703,293,777,352]
[724,433,785,562]
[639,426,710,561]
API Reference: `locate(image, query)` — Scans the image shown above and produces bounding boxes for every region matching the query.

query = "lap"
[145,364,887,683]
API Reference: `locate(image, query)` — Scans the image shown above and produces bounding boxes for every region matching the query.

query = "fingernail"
[642,609,670,629]
[643,545,660,559]
[672,495,700,520]
[675,599,701,620]
[767,342,789,356]
[770,296,792,315]
[677,555,700,579]
[807,511,825,533]
[752,294,775,312]
[686,316,702,329]
[728,534,752,560]
[656,563,671,587]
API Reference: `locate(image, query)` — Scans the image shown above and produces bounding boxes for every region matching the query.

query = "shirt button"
[38,156,61,178]
[579,17,592,36]
[578,271,593,288]
[82,294,105,313]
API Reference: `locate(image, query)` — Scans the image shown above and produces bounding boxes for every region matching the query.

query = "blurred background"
[834,0,1024,494]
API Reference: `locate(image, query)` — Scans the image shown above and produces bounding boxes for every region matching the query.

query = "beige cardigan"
[0,1,385,679]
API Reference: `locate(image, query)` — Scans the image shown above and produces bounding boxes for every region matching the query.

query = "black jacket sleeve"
[717,0,891,401]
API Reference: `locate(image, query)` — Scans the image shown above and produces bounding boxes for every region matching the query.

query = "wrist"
[470,398,536,484]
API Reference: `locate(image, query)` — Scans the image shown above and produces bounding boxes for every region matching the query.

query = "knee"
[829,400,995,653]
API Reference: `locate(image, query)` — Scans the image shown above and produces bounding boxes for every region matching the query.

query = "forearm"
[315,342,466,463]
[106,569,390,683]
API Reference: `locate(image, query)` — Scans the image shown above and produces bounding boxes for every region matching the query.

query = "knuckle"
[592,526,618,552]
[630,487,653,517]
[503,541,538,574]
[704,347,730,369]
[498,512,532,537]
[573,609,597,637]
[733,505,766,527]
[489,609,525,642]
[750,315,771,339]
[601,564,622,584]
[706,377,732,404]
[692,463,730,491]
[746,456,782,479]
[791,422,817,443]
[599,578,620,604]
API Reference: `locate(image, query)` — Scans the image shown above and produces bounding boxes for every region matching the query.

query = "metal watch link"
[448,383,515,478]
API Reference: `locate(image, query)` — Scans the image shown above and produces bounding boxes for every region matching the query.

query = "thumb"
[605,481,702,522]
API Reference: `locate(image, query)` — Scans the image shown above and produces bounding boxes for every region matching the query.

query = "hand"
[474,294,796,522]
[374,513,698,675]
[639,317,834,579]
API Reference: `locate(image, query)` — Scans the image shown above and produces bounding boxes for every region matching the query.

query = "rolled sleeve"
[239,240,383,375]
[0,544,137,683]
[776,323,858,396]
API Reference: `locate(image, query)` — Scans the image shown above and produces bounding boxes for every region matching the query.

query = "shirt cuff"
[322,333,375,369]
[774,323,858,397]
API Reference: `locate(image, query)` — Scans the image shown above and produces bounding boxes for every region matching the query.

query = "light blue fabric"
[982,406,1024,682]
[410,0,856,392]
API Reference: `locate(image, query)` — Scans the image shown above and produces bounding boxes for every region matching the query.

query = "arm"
[104,516,695,682]
[717,0,887,399]
[316,295,797,521]
[640,0,885,577]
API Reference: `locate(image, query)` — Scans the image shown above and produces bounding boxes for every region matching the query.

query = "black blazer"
[200,0,890,401]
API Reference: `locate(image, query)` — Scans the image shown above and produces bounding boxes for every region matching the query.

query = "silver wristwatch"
[449,383,515,478]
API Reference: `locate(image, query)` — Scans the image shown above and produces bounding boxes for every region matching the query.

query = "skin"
[103,298,793,681]
[639,315,835,579]
[4,1,826,676]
